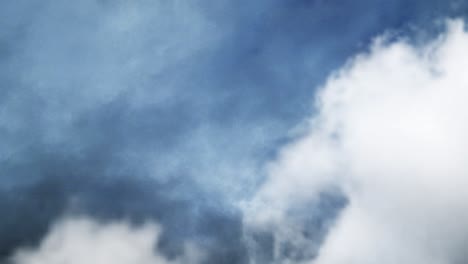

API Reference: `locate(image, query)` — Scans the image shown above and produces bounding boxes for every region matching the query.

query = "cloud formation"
[10,217,202,264]
[3,1,468,263]
[246,20,468,263]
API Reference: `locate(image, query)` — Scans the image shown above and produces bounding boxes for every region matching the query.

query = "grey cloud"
[2,1,468,263]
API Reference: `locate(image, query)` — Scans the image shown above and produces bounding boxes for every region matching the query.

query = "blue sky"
[1,1,468,263]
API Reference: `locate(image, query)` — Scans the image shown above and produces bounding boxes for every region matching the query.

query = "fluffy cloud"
[244,20,468,263]
[10,217,203,264]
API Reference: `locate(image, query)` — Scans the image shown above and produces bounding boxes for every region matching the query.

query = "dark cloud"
[0,151,248,263]
[1,0,468,263]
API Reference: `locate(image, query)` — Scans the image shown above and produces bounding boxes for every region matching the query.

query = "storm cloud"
[2,0,468,263]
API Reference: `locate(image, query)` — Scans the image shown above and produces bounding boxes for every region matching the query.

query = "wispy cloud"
[2,1,468,263]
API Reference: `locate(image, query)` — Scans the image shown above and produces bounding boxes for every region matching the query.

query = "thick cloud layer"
[247,20,468,263]
[0,165,248,263]
[2,0,468,263]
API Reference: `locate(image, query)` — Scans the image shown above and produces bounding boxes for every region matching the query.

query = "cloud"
[244,19,468,263]
[3,1,468,263]
[0,169,249,263]
[10,217,203,264]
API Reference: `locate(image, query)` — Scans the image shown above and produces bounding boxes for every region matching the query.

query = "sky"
[1,1,468,263]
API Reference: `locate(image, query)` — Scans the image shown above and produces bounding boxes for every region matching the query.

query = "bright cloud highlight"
[245,20,468,263]
[11,217,203,264]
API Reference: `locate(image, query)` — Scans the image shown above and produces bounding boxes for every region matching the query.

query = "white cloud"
[244,19,468,263]
[11,217,203,264]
